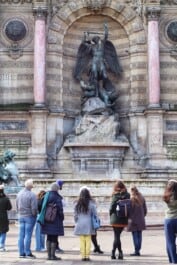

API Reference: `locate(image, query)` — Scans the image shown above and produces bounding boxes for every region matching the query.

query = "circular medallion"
[167,21,177,42]
[5,19,27,42]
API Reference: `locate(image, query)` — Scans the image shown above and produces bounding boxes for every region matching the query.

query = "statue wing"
[73,41,92,81]
[104,40,123,77]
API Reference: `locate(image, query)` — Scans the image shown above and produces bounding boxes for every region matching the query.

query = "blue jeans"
[0,233,6,248]
[35,219,45,251]
[132,231,142,254]
[18,216,36,256]
[164,218,177,264]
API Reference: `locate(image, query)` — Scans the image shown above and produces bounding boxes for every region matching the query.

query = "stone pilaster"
[27,108,51,177]
[146,7,161,108]
[145,109,166,167]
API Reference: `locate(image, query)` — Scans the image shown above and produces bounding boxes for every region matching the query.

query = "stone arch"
[46,1,147,113]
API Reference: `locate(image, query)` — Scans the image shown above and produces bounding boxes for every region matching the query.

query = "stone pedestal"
[64,114,129,179]
[27,108,51,176]
[64,142,129,179]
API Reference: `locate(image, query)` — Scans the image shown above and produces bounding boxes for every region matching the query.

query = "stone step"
[7,178,167,226]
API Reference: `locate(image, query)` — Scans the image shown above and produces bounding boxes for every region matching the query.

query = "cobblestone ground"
[0,224,170,265]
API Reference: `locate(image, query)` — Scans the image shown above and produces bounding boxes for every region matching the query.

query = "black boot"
[118,251,123,260]
[46,241,51,260]
[111,250,116,259]
[94,245,104,254]
[51,242,61,260]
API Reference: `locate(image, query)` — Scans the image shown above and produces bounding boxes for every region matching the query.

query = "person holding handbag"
[74,186,98,261]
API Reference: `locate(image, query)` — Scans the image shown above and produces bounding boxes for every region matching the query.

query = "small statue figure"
[73,23,122,108]
[0,150,21,186]
[0,158,10,184]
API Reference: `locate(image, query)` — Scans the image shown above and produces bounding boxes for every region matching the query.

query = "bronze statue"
[0,150,21,186]
[73,23,122,107]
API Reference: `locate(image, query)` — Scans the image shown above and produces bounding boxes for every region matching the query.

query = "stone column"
[147,7,161,108]
[27,4,51,177]
[33,7,48,107]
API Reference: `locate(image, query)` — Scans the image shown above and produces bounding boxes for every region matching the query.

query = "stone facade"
[1,0,177,225]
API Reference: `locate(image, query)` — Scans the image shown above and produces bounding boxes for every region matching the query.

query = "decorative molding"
[146,7,161,21]
[33,7,48,19]
[0,0,32,3]
[8,43,23,60]
[170,44,177,60]
[86,0,108,11]
[0,121,28,131]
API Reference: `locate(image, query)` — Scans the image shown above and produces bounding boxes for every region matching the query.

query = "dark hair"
[0,189,6,198]
[163,180,177,203]
[75,188,92,214]
[112,180,127,195]
[37,190,46,200]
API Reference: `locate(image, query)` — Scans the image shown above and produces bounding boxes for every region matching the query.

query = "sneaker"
[130,252,140,256]
[0,248,6,252]
[56,247,64,253]
[26,253,36,259]
[19,254,26,258]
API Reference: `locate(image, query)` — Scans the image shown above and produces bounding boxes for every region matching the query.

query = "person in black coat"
[109,180,130,260]
[41,183,64,260]
[0,184,12,251]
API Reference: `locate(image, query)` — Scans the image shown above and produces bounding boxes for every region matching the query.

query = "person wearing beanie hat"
[16,178,38,258]
[0,184,12,251]
[40,182,64,260]
[56,180,63,190]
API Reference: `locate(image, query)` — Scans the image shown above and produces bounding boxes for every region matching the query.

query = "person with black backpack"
[109,180,130,260]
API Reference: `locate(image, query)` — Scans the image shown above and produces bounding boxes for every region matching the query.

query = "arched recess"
[46,1,147,115]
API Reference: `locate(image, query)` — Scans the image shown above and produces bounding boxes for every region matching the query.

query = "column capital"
[146,7,161,21]
[33,7,48,20]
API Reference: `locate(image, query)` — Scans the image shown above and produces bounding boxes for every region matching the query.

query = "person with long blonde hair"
[127,185,147,256]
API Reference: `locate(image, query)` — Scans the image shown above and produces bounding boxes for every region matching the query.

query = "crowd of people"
[0,178,177,263]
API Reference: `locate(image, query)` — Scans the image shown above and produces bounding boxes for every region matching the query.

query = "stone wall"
[1,0,177,225]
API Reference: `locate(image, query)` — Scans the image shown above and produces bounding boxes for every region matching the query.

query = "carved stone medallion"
[167,21,177,42]
[5,19,27,42]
